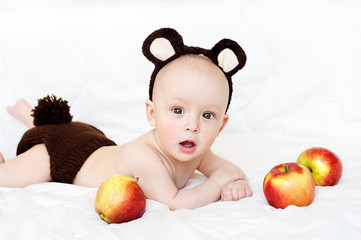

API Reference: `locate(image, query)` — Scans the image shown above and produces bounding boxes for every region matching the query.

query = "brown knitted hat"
[142,28,247,112]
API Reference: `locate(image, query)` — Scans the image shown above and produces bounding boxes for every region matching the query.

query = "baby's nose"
[185,119,199,133]
[186,126,198,133]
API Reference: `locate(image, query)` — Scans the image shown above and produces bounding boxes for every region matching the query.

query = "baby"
[0,28,252,210]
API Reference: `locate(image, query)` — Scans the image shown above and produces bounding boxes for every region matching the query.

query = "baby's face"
[149,55,229,162]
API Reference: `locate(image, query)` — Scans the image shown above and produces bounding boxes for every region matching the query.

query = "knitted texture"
[32,95,73,126]
[142,28,247,112]
[16,122,116,183]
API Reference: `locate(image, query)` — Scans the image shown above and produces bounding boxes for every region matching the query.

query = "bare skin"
[6,99,34,128]
[0,152,4,164]
[1,56,252,210]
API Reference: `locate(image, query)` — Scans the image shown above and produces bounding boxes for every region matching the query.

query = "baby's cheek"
[159,122,179,140]
[202,129,219,147]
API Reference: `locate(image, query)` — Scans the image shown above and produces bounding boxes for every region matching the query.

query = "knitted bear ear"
[211,39,247,77]
[142,28,185,65]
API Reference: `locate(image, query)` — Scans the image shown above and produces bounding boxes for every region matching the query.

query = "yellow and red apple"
[297,147,342,186]
[94,175,146,224]
[263,162,315,209]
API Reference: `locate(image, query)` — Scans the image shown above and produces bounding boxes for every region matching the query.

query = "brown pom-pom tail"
[31,95,73,126]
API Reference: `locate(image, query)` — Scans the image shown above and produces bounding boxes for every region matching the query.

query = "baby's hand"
[221,180,252,201]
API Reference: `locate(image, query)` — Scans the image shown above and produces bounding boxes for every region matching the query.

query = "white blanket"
[1,0,361,239]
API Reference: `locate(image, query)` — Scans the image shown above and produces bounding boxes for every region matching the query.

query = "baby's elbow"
[167,197,197,211]
[168,203,196,211]
[167,192,182,211]
[168,200,186,211]
[168,201,178,211]
[168,204,180,211]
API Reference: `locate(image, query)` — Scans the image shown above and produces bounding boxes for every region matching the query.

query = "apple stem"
[135,177,139,183]
[283,164,289,173]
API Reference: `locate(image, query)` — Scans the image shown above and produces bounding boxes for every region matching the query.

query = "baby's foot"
[6,99,32,118]
[6,99,34,128]
[0,152,4,164]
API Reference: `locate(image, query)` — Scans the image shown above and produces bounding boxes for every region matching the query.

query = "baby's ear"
[142,28,185,65]
[145,99,156,126]
[211,39,247,78]
[217,114,229,136]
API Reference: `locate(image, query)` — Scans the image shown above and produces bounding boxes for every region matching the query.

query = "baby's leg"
[6,99,34,128]
[0,144,51,187]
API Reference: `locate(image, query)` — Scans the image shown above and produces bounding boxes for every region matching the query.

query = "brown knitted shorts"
[16,122,116,184]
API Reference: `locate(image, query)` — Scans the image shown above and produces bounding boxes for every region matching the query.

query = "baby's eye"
[172,108,184,115]
[202,112,214,119]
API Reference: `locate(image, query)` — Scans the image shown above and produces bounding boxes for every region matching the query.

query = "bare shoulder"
[124,131,159,160]
[122,131,165,173]
[122,131,178,194]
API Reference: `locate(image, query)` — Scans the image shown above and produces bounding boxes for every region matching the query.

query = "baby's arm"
[133,150,251,210]
[134,159,222,210]
[197,150,252,201]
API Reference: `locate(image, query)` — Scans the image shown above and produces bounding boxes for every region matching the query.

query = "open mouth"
[179,140,196,153]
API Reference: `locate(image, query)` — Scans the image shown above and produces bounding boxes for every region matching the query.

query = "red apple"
[297,147,342,186]
[94,175,146,223]
[263,162,315,209]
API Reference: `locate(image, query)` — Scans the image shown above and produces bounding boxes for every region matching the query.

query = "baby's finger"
[237,187,246,200]
[246,186,253,197]
[221,188,232,201]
